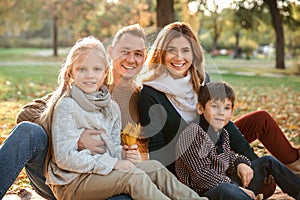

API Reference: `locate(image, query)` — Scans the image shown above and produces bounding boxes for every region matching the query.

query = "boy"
[175,81,300,200]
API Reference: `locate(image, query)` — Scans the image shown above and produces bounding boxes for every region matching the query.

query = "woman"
[138,21,299,198]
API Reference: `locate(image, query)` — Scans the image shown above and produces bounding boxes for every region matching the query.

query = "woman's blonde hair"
[40,36,111,177]
[141,22,205,93]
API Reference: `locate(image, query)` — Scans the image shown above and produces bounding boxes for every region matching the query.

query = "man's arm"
[15,93,106,154]
[15,93,52,124]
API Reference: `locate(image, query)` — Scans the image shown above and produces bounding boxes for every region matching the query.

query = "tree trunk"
[263,0,285,69]
[156,0,174,28]
[53,15,58,57]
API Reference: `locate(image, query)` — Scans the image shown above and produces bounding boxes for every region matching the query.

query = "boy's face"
[197,98,234,131]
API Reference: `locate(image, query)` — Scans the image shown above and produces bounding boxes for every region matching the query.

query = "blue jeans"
[203,156,300,200]
[0,122,132,200]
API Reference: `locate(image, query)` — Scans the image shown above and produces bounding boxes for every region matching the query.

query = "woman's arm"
[138,86,167,151]
[224,121,259,161]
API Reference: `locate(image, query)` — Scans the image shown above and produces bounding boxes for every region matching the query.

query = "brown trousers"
[51,160,205,200]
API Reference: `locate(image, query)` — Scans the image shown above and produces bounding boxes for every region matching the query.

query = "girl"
[40,36,205,200]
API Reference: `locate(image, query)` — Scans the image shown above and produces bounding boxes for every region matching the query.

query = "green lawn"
[0,48,299,145]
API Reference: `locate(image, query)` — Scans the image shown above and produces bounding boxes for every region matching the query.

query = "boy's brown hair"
[198,81,236,108]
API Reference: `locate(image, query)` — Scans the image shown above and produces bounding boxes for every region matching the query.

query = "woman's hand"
[237,163,254,187]
[122,144,141,164]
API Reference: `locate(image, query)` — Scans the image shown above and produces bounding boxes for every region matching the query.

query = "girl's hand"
[239,187,255,199]
[122,144,141,164]
[237,163,254,187]
[114,160,136,171]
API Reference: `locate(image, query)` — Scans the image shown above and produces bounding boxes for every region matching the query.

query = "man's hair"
[111,23,146,47]
[198,81,235,108]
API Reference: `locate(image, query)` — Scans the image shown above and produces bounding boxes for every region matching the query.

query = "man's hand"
[78,129,106,155]
[237,163,254,187]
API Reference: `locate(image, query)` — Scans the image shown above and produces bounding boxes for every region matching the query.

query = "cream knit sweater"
[46,97,122,186]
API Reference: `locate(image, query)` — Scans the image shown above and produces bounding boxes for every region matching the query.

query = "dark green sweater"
[138,85,258,175]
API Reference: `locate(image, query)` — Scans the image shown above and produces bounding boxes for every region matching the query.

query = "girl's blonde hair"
[141,22,205,93]
[40,36,111,177]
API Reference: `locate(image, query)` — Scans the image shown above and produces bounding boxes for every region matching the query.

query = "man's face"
[109,33,146,80]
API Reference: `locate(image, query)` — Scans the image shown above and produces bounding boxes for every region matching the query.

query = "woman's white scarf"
[143,72,198,123]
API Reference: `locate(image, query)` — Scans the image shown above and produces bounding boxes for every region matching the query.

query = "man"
[0,24,147,200]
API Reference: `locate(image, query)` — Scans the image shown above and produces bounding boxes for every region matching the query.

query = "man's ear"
[107,45,113,59]
[197,102,204,115]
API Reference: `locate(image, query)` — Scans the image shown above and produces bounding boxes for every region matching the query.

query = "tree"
[262,0,285,69]
[157,0,174,28]
[233,0,300,69]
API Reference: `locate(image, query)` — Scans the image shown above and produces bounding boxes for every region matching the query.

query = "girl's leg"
[202,182,252,200]
[136,160,207,200]
[234,110,299,164]
[248,156,300,199]
[52,168,170,200]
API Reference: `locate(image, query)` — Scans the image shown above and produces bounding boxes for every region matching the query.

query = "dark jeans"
[203,156,300,200]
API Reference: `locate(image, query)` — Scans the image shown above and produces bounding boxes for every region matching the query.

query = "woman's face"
[164,36,193,79]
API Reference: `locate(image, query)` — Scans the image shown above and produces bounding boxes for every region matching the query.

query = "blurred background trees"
[0,0,299,69]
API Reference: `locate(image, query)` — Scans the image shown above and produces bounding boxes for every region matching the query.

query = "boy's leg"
[248,156,300,199]
[234,110,299,164]
[0,122,55,200]
[202,182,252,200]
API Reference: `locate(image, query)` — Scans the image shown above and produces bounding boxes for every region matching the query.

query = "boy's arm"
[224,121,259,161]
[15,93,52,124]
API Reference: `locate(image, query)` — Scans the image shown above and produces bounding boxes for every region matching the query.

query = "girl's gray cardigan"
[46,97,122,186]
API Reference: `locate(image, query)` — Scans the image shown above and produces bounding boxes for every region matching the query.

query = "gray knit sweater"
[46,97,122,186]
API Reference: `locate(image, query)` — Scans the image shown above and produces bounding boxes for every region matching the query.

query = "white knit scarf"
[143,72,198,123]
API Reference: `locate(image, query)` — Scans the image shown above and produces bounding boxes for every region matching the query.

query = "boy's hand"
[114,160,136,171]
[237,163,254,187]
[122,144,141,164]
[78,129,106,155]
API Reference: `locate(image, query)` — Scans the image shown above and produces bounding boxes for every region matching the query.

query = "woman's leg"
[137,160,206,200]
[202,182,252,200]
[234,110,299,164]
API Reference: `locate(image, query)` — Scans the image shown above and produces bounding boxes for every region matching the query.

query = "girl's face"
[197,99,234,131]
[71,50,107,94]
[164,36,193,79]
